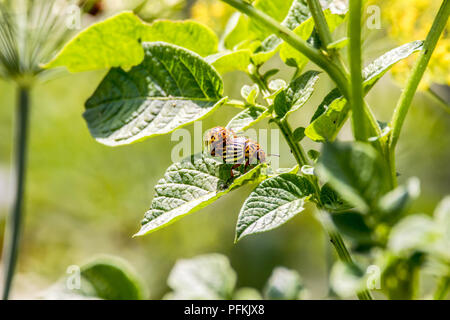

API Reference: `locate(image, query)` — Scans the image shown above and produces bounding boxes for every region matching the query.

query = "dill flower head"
[372,0,450,89]
[0,0,76,86]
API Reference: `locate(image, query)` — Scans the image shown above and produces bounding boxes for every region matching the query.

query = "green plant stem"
[306,0,332,47]
[388,0,449,187]
[241,5,373,298]
[305,0,349,74]
[222,0,382,145]
[1,86,30,300]
[220,0,350,99]
[348,0,366,141]
[434,276,450,300]
[389,0,450,150]
[317,210,373,300]
[275,119,310,167]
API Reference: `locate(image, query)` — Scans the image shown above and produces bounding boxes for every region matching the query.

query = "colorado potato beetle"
[204,126,236,158]
[204,127,267,179]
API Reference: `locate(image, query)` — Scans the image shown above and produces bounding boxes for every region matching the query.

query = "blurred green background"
[0,0,449,299]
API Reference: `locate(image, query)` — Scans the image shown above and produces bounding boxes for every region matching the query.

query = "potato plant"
[6,0,448,299]
[41,253,307,300]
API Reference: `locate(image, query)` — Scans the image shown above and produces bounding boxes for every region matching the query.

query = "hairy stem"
[306,0,332,47]
[348,0,366,141]
[389,0,450,150]
[317,210,373,300]
[2,86,30,300]
[220,0,350,99]
[276,119,310,167]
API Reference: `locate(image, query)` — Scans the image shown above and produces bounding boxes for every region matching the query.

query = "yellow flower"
[191,0,234,34]
[370,0,449,89]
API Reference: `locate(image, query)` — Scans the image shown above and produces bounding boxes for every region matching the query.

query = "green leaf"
[263,267,305,300]
[388,214,438,253]
[320,183,353,212]
[205,49,251,74]
[142,20,218,57]
[252,36,283,65]
[377,177,421,223]
[387,196,450,264]
[226,105,269,133]
[307,149,320,162]
[248,0,294,40]
[306,8,347,50]
[84,42,225,146]
[273,70,320,119]
[235,173,314,241]
[251,0,311,64]
[380,253,423,300]
[79,256,146,300]
[254,0,346,65]
[223,13,253,50]
[233,287,263,300]
[40,256,146,300]
[241,84,260,104]
[279,17,315,69]
[43,12,146,72]
[330,262,366,298]
[272,165,300,176]
[224,0,316,66]
[135,154,267,237]
[268,79,287,92]
[305,41,424,142]
[327,37,349,50]
[280,8,346,69]
[316,142,390,213]
[331,211,373,242]
[167,254,237,300]
[263,69,280,82]
[282,0,311,30]
[305,96,347,142]
[362,40,423,90]
[223,0,293,52]
[292,127,306,142]
[44,12,218,72]
[309,88,341,123]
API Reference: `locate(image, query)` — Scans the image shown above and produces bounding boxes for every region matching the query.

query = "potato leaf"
[166,254,236,300]
[305,41,424,142]
[44,12,218,72]
[205,49,252,74]
[273,70,320,119]
[135,154,267,237]
[316,142,390,213]
[263,267,305,300]
[235,173,314,242]
[84,42,225,146]
[40,256,146,300]
[226,105,269,133]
